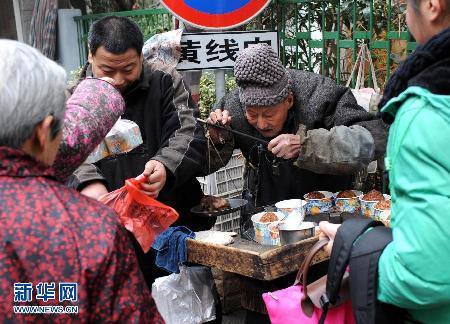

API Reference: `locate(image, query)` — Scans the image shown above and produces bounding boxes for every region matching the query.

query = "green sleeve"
[378,99,450,308]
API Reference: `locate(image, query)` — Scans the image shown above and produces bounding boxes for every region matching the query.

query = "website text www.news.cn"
[13,305,79,314]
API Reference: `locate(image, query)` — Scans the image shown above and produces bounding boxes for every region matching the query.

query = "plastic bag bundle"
[143,29,183,67]
[86,118,143,163]
[99,175,178,252]
[152,265,216,324]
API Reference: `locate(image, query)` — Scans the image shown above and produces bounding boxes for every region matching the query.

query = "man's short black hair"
[88,16,144,55]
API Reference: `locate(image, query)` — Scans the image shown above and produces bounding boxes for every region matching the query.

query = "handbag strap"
[294,238,329,298]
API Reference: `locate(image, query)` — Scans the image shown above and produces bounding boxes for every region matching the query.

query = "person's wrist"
[80,181,108,200]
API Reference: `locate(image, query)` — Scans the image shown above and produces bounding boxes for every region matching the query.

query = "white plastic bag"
[143,29,183,67]
[152,266,216,324]
[194,230,237,245]
[86,118,143,163]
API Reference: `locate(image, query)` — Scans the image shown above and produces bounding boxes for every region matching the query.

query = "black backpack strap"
[326,218,383,305]
[349,226,393,324]
[318,218,383,324]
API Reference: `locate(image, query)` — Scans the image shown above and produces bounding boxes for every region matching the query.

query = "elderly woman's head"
[406,0,450,43]
[0,40,66,165]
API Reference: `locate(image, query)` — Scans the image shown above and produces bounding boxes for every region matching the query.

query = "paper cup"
[275,199,306,225]
[334,190,363,213]
[251,211,285,246]
[360,194,391,218]
[304,191,333,215]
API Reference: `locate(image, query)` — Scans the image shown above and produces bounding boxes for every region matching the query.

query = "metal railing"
[252,0,416,88]
[74,0,415,89]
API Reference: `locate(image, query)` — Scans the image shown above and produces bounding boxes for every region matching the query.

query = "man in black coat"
[69,16,213,287]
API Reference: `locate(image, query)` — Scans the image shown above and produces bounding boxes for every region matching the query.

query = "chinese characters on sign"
[14,282,78,302]
[177,31,278,71]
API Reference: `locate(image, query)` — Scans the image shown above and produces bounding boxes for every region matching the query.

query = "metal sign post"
[215,69,226,102]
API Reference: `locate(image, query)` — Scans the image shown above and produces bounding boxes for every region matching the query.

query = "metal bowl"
[279,222,315,245]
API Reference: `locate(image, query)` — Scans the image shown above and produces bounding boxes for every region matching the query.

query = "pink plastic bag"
[99,175,179,252]
[262,285,355,324]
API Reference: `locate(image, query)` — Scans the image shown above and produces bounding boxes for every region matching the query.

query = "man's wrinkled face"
[88,46,143,92]
[245,94,294,138]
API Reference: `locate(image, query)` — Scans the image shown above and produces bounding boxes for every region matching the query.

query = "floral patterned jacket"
[53,78,125,182]
[0,78,164,322]
[0,147,164,323]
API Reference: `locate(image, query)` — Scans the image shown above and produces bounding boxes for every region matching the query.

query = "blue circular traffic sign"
[161,0,271,29]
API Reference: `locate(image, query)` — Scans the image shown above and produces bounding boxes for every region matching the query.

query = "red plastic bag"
[99,175,179,252]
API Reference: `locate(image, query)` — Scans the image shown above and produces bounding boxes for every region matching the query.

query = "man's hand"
[268,134,301,159]
[206,109,232,145]
[140,160,167,198]
[319,221,341,255]
[80,181,109,200]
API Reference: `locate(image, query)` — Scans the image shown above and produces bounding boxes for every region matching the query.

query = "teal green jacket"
[378,86,450,323]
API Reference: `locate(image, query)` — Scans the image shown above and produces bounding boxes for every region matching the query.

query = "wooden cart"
[187,234,328,314]
[187,235,327,281]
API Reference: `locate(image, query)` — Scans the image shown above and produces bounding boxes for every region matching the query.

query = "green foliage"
[75,0,411,92]
[198,72,237,119]
[246,0,410,89]
[198,73,215,119]
[131,14,172,40]
[69,66,83,82]
[226,75,237,92]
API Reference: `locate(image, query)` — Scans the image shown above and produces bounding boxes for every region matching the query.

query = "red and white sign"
[160,0,272,30]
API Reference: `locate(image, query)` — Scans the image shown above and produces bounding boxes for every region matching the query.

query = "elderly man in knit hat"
[207,43,387,215]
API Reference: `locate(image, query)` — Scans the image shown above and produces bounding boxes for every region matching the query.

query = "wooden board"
[187,235,328,281]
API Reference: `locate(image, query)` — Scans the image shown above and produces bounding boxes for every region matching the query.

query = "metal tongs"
[197,118,269,146]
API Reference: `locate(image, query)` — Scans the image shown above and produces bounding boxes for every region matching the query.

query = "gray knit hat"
[234,43,290,107]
